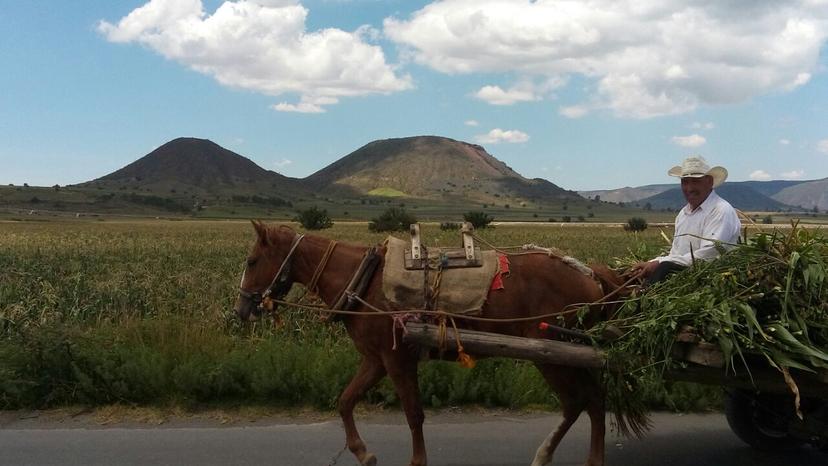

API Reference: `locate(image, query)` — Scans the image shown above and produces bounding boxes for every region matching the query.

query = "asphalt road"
[1,411,825,466]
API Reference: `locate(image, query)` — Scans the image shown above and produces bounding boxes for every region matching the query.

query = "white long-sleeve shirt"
[657,190,741,267]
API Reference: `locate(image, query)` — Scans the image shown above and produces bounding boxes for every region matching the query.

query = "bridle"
[238,232,305,316]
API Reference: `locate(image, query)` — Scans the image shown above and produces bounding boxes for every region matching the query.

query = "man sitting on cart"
[632,155,741,285]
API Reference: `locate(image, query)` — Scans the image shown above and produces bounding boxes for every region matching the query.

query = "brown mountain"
[305,136,577,202]
[85,137,303,196]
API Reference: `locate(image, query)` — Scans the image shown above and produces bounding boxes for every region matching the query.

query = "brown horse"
[235,221,637,466]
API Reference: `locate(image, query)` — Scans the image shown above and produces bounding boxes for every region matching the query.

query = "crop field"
[0,219,721,412]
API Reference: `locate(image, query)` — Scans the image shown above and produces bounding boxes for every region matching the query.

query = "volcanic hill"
[85,137,304,197]
[306,135,578,203]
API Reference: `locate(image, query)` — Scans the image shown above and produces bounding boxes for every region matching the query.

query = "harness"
[238,233,305,315]
[237,232,381,319]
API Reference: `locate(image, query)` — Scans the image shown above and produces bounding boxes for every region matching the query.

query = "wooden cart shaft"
[402,322,828,397]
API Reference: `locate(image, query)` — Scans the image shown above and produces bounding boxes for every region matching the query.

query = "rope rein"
[470,233,567,257]
[259,232,640,324]
[270,292,633,323]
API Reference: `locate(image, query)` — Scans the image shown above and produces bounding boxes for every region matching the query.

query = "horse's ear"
[251,220,270,246]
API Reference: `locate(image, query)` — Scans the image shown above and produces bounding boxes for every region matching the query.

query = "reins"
[268,291,633,323]
[247,231,639,324]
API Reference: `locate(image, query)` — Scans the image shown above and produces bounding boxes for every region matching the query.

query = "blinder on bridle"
[237,232,305,318]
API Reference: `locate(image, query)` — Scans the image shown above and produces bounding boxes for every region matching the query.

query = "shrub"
[463,211,493,229]
[624,217,648,232]
[294,206,333,230]
[762,215,773,225]
[368,207,416,232]
[562,216,572,223]
[440,222,460,231]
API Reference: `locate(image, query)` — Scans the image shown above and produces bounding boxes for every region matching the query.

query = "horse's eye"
[246,257,257,267]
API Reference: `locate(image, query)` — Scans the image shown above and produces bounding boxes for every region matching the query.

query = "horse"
[234,221,641,466]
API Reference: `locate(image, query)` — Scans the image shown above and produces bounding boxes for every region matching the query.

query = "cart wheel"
[724,389,804,451]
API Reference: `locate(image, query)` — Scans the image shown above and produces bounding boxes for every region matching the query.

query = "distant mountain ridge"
[77,136,826,213]
[641,184,791,211]
[581,177,828,211]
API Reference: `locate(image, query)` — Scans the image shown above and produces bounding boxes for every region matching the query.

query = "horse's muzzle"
[234,294,262,322]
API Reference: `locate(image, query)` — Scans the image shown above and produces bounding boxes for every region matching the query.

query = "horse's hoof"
[362,453,377,466]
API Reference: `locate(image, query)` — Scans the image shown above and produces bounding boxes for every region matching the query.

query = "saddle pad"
[382,236,500,314]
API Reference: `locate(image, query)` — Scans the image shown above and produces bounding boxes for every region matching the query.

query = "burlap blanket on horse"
[382,236,500,314]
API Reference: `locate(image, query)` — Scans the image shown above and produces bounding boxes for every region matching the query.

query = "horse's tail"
[605,377,652,438]
[589,264,651,437]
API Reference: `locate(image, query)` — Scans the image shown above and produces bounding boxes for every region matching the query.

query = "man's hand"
[630,260,660,278]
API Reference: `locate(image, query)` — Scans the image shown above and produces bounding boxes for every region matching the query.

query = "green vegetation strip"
[1,220,711,411]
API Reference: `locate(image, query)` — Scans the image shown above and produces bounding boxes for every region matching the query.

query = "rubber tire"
[724,389,805,451]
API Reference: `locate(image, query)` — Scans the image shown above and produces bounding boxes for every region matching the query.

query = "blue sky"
[2,0,828,191]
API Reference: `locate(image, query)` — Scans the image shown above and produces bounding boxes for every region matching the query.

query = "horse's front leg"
[339,356,386,466]
[383,350,427,466]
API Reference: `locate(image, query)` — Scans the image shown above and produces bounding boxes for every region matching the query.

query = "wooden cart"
[403,322,828,451]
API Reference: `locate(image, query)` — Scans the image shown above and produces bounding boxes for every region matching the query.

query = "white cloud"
[464,119,479,126]
[780,169,804,179]
[475,128,529,144]
[385,1,828,118]
[473,78,564,105]
[692,121,715,130]
[779,139,791,145]
[671,134,706,147]
[474,85,539,105]
[99,0,412,112]
[273,102,325,113]
[749,170,772,181]
[819,139,828,154]
[559,105,589,119]
[274,158,293,168]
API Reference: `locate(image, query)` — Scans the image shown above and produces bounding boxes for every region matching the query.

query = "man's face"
[681,175,714,210]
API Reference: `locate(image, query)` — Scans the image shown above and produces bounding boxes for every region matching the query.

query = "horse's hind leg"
[584,389,606,466]
[383,350,426,466]
[339,356,386,466]
[531,365,605,466]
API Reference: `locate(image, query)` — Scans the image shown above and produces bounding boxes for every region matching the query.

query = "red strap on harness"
[490,254,510,290]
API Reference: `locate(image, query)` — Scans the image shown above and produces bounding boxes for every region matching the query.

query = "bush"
[562,216,572,223]
[294,206,333,230]
[440,222,460,231]
[624,217,648,232]
[368,207,416,232]
[762,215,773,225]
[463,211,493,229]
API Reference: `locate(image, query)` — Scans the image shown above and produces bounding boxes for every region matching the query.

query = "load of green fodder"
[591,225,828,430]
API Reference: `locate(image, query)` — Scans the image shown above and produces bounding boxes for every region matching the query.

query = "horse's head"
[234,221,304,321]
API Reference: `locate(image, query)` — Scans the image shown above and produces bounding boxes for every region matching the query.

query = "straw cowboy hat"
[668,156,728,188]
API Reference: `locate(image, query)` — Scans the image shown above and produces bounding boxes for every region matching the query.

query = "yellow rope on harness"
[433,315,476,368]
[449,317,476,368]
